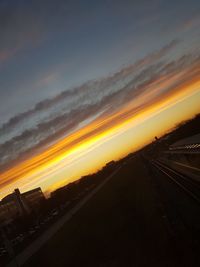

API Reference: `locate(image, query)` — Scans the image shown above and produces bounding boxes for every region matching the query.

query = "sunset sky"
[0,0,200,199]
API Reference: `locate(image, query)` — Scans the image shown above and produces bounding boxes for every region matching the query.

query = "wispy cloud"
[0,2,45,65]
[1,39,199,172]
[178,14,200,32]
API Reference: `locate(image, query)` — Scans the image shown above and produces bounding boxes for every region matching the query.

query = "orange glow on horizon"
[0,76,200,199]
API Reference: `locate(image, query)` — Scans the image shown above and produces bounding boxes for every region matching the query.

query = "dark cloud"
[0,0,199,125]
[1,39,199,168]
[0,39,180,136]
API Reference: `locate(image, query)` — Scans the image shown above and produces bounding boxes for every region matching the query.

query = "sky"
[0,0,200,199]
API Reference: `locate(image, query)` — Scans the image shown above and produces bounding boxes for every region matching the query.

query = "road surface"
[24,155,199,267]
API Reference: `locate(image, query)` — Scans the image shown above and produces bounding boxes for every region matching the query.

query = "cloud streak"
[0,40,181,163]
[0,39,199,174]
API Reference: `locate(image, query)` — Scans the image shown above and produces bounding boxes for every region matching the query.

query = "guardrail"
[151,160,200,205]
[164,143,200,155]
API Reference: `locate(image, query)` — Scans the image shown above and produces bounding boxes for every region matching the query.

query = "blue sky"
[0,0,200,123]
[0,0,200,197]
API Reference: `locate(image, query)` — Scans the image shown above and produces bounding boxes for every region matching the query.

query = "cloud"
[0,49,16,63]
[178,15,200,32]
[1,39,198,170]
[0,1,45,65]
[35,71,61,88]
[0,39,180,135]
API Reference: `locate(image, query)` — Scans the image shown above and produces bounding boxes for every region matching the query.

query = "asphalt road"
[7,166,122,267]
[22,154,200,267]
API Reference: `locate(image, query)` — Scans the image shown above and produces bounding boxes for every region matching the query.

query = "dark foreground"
[24,155,198,267]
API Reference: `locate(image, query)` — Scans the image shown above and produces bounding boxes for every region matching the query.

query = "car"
[0,247,6,257]
[11,238,19,245]
[51,210,58,216]
[28,229,36,235]
[16,234,25,242]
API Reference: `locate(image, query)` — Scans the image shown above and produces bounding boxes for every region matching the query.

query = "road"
[24,154,199,267]
[7,166,121,267]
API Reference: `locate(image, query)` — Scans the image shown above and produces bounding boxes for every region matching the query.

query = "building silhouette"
[0,187,45,225]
